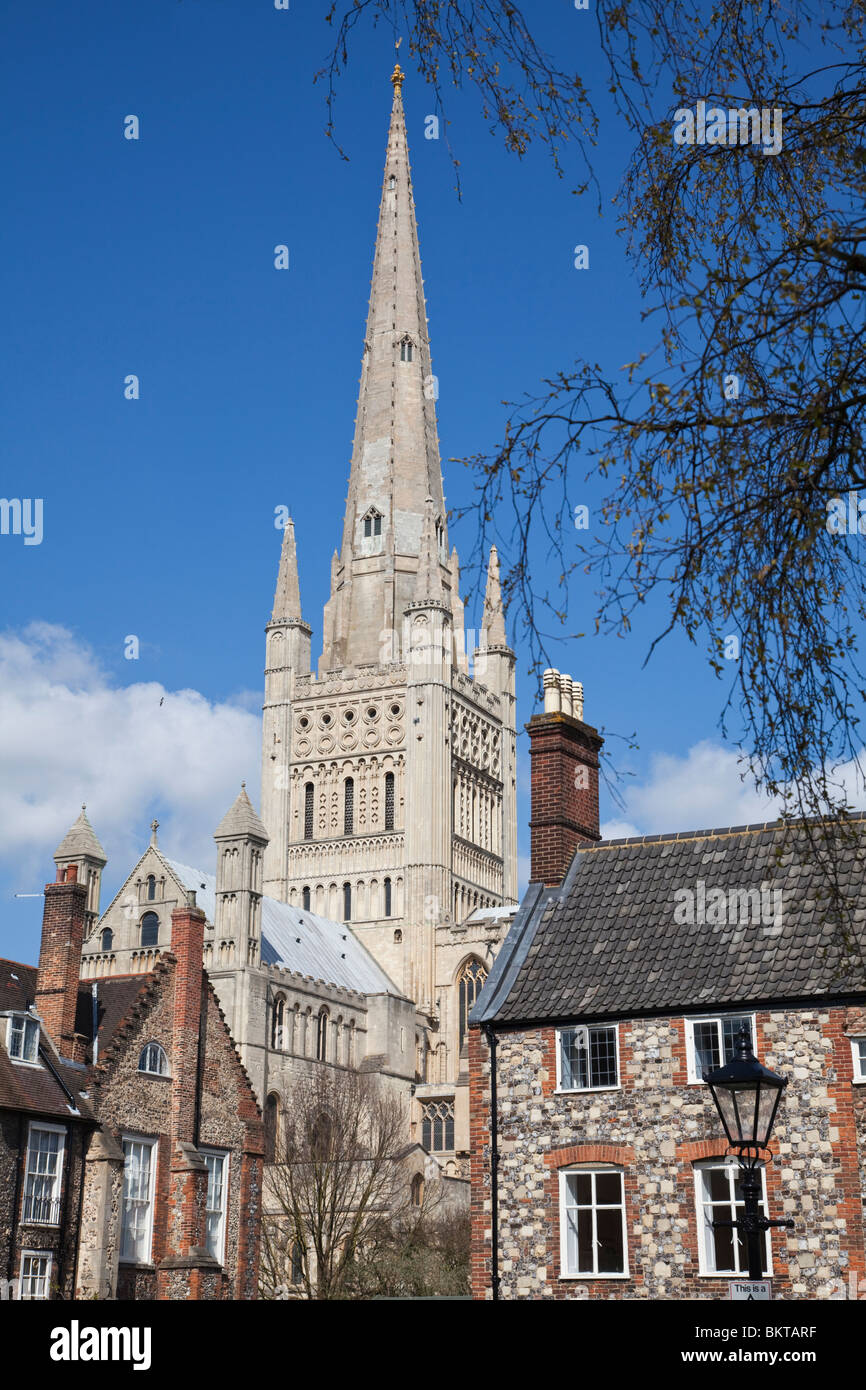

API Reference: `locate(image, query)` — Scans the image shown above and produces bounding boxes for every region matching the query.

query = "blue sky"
[2,0,843,964]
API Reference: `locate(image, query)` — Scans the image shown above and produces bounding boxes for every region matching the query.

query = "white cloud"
[0,623,261,895]
[603,738,866,837]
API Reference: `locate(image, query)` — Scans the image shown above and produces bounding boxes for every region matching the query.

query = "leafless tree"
[259,1067,409,1301]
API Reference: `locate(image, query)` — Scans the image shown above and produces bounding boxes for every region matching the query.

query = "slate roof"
[0,958,161,1121]
[164,858,402,998]
[472,819,866,1027]
[0,960,94,1120]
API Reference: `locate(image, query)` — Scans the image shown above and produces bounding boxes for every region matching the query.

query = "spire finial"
[391,62,404,90]
[150,818,159,847]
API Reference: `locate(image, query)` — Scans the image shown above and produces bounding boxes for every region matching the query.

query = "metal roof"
[163,858,402,998]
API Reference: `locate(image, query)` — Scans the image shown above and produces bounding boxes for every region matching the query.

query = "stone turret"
[53,805,106,939]
[214,785,269,968]
[476,548,518,900]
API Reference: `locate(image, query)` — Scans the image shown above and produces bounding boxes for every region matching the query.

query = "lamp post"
[704,1026,793,1281]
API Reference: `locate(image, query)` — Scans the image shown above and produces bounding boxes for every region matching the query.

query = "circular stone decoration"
[363,729,379,747]
[340,733,357,751]
[296,737,312,757]
[385,724,403,746]
[319,734,335,754]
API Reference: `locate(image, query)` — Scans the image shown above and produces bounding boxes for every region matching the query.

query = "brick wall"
[526,713,603,885]
[470,1007,866,1299]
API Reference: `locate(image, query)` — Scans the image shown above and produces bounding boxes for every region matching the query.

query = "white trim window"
[18,1251,52,1300]
[120,1137,157,1264]
[686,1013,755,1084]
[201,1148,229,1264]
[7,1014,39,1064]
[23,1123,65,1225]
[557,1024,619,1091]
[851,1037,866,1083]
[560,1167,628,1277]
[138,1042,168,1076]
[695,1160,772,1275]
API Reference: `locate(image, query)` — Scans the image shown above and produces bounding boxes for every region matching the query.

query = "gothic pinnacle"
[483,545,509,648]
[271,517,303,624]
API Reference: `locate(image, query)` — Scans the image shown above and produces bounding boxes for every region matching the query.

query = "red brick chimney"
[168,891,207,1144]
[527,668,603,885]
[36,864,88,1061]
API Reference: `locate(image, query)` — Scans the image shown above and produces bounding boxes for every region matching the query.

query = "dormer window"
[363,509,383,539]
[389,175,396,190]
[400,339,413,363]
[8,1014,39,1063]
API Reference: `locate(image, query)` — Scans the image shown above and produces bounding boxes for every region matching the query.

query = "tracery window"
[457,958,488,1048]
[344,778,354,835]
[304,782,314,840]
[421,1101,454,1153]
[384,772,395,830]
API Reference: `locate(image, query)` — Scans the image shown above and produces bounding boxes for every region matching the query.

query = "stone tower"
[213,784,269,969]
[261,66,518,1013]
[53,805,106,941]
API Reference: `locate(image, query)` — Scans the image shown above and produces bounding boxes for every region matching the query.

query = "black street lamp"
[704,1026,793,1281]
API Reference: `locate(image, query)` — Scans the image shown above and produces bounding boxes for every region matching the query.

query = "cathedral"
[77,66,519,1177]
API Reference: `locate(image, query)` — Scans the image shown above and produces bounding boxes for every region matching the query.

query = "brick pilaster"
[168,894,207,1145]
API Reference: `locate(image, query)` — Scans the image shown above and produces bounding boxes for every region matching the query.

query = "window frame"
[139,912,160,949]
[685,1012,757,1085]
[555,1023,621,1094]
[694,1159,773,1277]
[200,1147,229,1265]
[559,1166,629,1279]
[22,1121,66,1226]
[7,1013,40,1065]
[850,1036,866,1083]
[138,1041,169,1077]
[119,1135,158,1265]
[17,1250,53,1300]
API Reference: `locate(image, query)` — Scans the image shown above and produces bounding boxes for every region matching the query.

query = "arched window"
[140,912,159,948]
[265,1093,280,1163]
[302,886,311,911]
[410,1173,424,1207]
[138,1042,168,1076]
[458,958,488,1048]
[363,509,383,538]
[311,1112,331,1160]
[344,778,354,835]
[290,1240,305,1285]
[400,339,413,362]
[304,782,314,840]
[101,928,113,952]
[272,995,285,1051]
[384,877,393,918]
[384,772,395,831]
[317,1008,329,1062]
[343,882,352,922]
[146,875,156,901]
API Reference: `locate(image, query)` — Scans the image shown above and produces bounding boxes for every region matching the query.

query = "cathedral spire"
[320,69,449,670]
[271,518,303,623]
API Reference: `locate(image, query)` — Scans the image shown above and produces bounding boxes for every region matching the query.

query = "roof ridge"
[584,811,866,851]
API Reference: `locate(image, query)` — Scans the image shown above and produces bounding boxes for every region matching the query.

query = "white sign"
[729,1280,772,1301]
